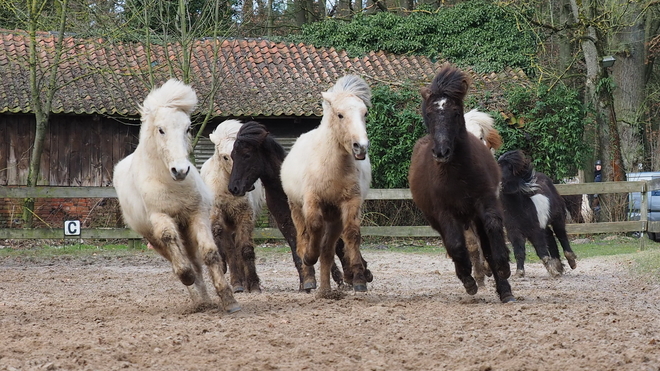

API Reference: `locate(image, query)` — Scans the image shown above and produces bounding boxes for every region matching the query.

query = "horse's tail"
[140,79,198,119]
[329,75,372,107]
[210,119,243,153]
[464,109,502,151]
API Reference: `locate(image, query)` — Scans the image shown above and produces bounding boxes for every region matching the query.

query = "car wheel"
[647,232,660,242]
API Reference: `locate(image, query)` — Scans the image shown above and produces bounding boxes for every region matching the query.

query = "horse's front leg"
[190,212,241,314]
[477,207,515,303]
[149,212,195,286]
[235,212,261,293]
[289,201,316,291]
[317,216,343,298]
[435,218,477,296]
[340,198,368,292]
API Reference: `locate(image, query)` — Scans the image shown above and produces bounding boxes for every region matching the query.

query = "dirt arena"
[1,241,659,371]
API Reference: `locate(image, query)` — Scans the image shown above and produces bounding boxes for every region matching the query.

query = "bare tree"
[22,0,70,225]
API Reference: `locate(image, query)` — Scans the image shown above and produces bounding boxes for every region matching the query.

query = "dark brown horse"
[227,121,372,292]
[409,64,515,303]
[498,150,578,277]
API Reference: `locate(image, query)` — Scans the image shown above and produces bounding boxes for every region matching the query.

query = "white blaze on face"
[435,98,447,111]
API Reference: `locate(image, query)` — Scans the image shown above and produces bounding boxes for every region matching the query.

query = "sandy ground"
[1,243,659,371]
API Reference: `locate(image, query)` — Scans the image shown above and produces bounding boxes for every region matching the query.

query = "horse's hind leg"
[290,201,316,291]
[150,213,195,286]
[235,217,261,293]
[317,218,343,298]
[543,228,564,275]
[340,198,368,292]
[191,214,241,313]
[335,239,373,288]
[465,226,488,287]
[507,231,527,278]
[223,230,247,293]
[551,221,577,269]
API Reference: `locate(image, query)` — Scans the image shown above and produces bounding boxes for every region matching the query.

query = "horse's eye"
[158,128,165,135]
[338,113,344,119]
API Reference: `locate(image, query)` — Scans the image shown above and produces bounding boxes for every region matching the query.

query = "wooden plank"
[564,221,645,234]
[648,221,660,233]
[361,226,437,237]
[100,119,114,186]
[68,119,83,186]
[0,186,117,198]
[554,181,646,195]
[0,228,141,239]
[366,188,412,200]
[39,117,51,185]
[649,178,660,192]
[0,120,7,185]
[16,118,31,184]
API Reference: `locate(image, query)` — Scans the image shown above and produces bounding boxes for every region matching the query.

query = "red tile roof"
[0,30,527,117]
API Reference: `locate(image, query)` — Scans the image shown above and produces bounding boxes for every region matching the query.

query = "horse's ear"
[420,87,431,101]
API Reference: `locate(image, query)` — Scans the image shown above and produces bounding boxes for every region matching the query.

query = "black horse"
[409,64,514,303]
[227,121,372,291]
[498,150,578,277]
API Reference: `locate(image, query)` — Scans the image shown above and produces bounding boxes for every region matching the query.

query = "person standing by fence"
[592,160,603,221]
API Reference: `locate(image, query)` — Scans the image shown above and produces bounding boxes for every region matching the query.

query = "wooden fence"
[1,180,660,242]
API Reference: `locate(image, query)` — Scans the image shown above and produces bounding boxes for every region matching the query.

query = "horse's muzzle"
[170,166,190,181]
[353,143,368,161]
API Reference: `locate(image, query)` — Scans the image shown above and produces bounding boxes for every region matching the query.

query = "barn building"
[0,30,524,229]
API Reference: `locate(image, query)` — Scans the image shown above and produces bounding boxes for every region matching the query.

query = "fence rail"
[2,180,660,241]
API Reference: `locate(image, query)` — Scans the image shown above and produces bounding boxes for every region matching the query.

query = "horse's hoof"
[500,294,516,303]
[353,283,368,292]
[303,281,316,291]
[515,269,525,278]
[364,269,374,283]
[541,257,562,278]
[225,303,242,314]
[475,277,486,287]
[178,269,196,286]
[233,286,245,293]
[565,252,577,269]
[462,277,478,295]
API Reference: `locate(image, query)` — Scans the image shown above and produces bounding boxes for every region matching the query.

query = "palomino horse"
[498,150,578,277]
[201,119,265,293]
[280,75,372,298]
[409,65,515,303]
[113,79,240,313]
[227,121,373,291]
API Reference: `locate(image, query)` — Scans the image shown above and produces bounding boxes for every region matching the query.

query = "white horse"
[113,79,240,313]
[201,119,265,293]
[280,75,372,298]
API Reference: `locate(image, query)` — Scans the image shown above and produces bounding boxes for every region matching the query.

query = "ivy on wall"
[290,0,536,74]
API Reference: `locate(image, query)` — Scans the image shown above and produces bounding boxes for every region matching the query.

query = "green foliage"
[367,84,426,188]
[290,0,536,73]
[496,84,588,181]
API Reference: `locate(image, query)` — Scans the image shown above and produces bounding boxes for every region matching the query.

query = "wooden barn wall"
[0,114,140,187]
[0,114,318,187]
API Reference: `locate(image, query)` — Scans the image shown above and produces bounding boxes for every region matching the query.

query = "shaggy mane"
[327,75,372,107]
[237,121,286,161]
[428,64,471,102]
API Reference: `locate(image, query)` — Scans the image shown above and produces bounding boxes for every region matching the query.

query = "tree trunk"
[612,0,646,171]
[23,0,69,226]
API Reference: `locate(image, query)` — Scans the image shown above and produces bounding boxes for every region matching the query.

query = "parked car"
[627,172,660,242]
